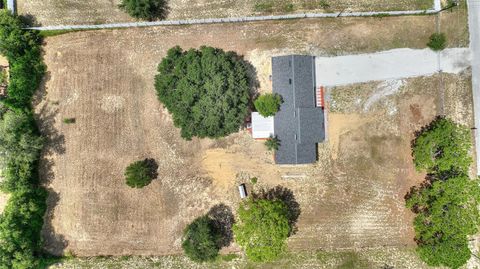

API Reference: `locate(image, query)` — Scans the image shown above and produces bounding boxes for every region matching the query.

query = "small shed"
[251,112,274,139]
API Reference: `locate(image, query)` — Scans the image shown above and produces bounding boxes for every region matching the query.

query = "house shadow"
[207,204,235,248]
[253,185,301,235]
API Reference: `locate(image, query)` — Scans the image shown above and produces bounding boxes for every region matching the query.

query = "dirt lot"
[17,0,435,26]
[50,248,433,269]
[34,16,474,258]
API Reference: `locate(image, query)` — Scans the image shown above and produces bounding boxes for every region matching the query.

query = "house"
[251,55,325,164]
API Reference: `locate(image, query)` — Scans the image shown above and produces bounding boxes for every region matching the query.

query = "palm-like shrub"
[125,158,158,188]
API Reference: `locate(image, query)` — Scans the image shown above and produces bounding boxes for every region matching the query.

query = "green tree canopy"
[254,93,282,117]
[412,117,471,175]
[124,158,158,188]
[182,216,220,262]
[119,0,168,20]
[407,117,478,269]
[233,199,290,262]
[155,46,251,140]
[406,175,480,269]
[0,110,44,192]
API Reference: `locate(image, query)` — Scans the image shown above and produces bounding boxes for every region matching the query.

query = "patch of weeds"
[63,117,76,124]
[339,252,372,269]
[250,177,258,185]
[218,253,240,262]
[254,2,274,12]
[282,3,295,12]
[427,32,447,51]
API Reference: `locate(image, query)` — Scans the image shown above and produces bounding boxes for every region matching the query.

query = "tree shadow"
[143,158,159,180]
[41,188,69,256]
[207,204,235,248]
[253,185,301,235]
[241,58,261,111]
[19,13,41,27]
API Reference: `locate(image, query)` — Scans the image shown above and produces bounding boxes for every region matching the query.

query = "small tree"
[119,0,168,21]
[412,117,471,175]
[427,33,447,51]
[254,93,282,117]
[124,158,158,188]
[265,136,280,151]
[233,198,290,262]
[182,216,220,262]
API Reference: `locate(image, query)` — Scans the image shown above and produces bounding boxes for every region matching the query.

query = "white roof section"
[7,0,15,14]
[251,112,274,139]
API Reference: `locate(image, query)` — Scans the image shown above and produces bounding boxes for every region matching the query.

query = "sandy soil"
[34,19,473,256]
[17,0,433,26]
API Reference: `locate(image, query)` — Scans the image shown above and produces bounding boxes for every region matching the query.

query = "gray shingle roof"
[272,55,325,164]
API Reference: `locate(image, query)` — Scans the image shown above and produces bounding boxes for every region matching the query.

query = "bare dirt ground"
[50,248,433,269]
[35,18,473,257]
[17,0,434,26]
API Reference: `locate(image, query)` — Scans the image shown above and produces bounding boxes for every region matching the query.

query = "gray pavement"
[315,48,471,86]
[468,0,480,175]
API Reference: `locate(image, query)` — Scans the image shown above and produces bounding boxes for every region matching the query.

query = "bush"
[182,216,220,262]
[63,118,75,124]
[412,117,471,175]
[427,33,447,51]
[119,0,168,20]
[155,46,251,140]
[233,198,290,262]
[254,93,282,117]
[125,158,158,188]
[264,136,280,151]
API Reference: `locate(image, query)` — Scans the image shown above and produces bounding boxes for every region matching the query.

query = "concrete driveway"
[315,48,471,86]
[468,0,480,175]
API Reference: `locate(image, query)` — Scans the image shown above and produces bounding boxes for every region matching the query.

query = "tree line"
[406,117,480,269]
[0,11,48,268]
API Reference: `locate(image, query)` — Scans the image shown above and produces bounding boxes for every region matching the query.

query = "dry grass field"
[17,0,434,26]
[33,15,474,259]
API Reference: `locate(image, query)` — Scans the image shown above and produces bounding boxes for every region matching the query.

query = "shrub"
[250,177,258,184]
[155,46,251,140]
[182,216,220,262]
[264,136,280,151]
[124,158,158,188]
[63,118,75,124]
[427,33,447,51]
[254,93,282,117]
[233,198,290,262]
[119,0,168,20]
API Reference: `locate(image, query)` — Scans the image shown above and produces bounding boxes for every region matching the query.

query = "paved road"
[315,48,470,86]
[27,9,438,31]
[468,0,480,175]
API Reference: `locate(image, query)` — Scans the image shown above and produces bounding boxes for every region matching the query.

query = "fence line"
[26,9,438,31]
